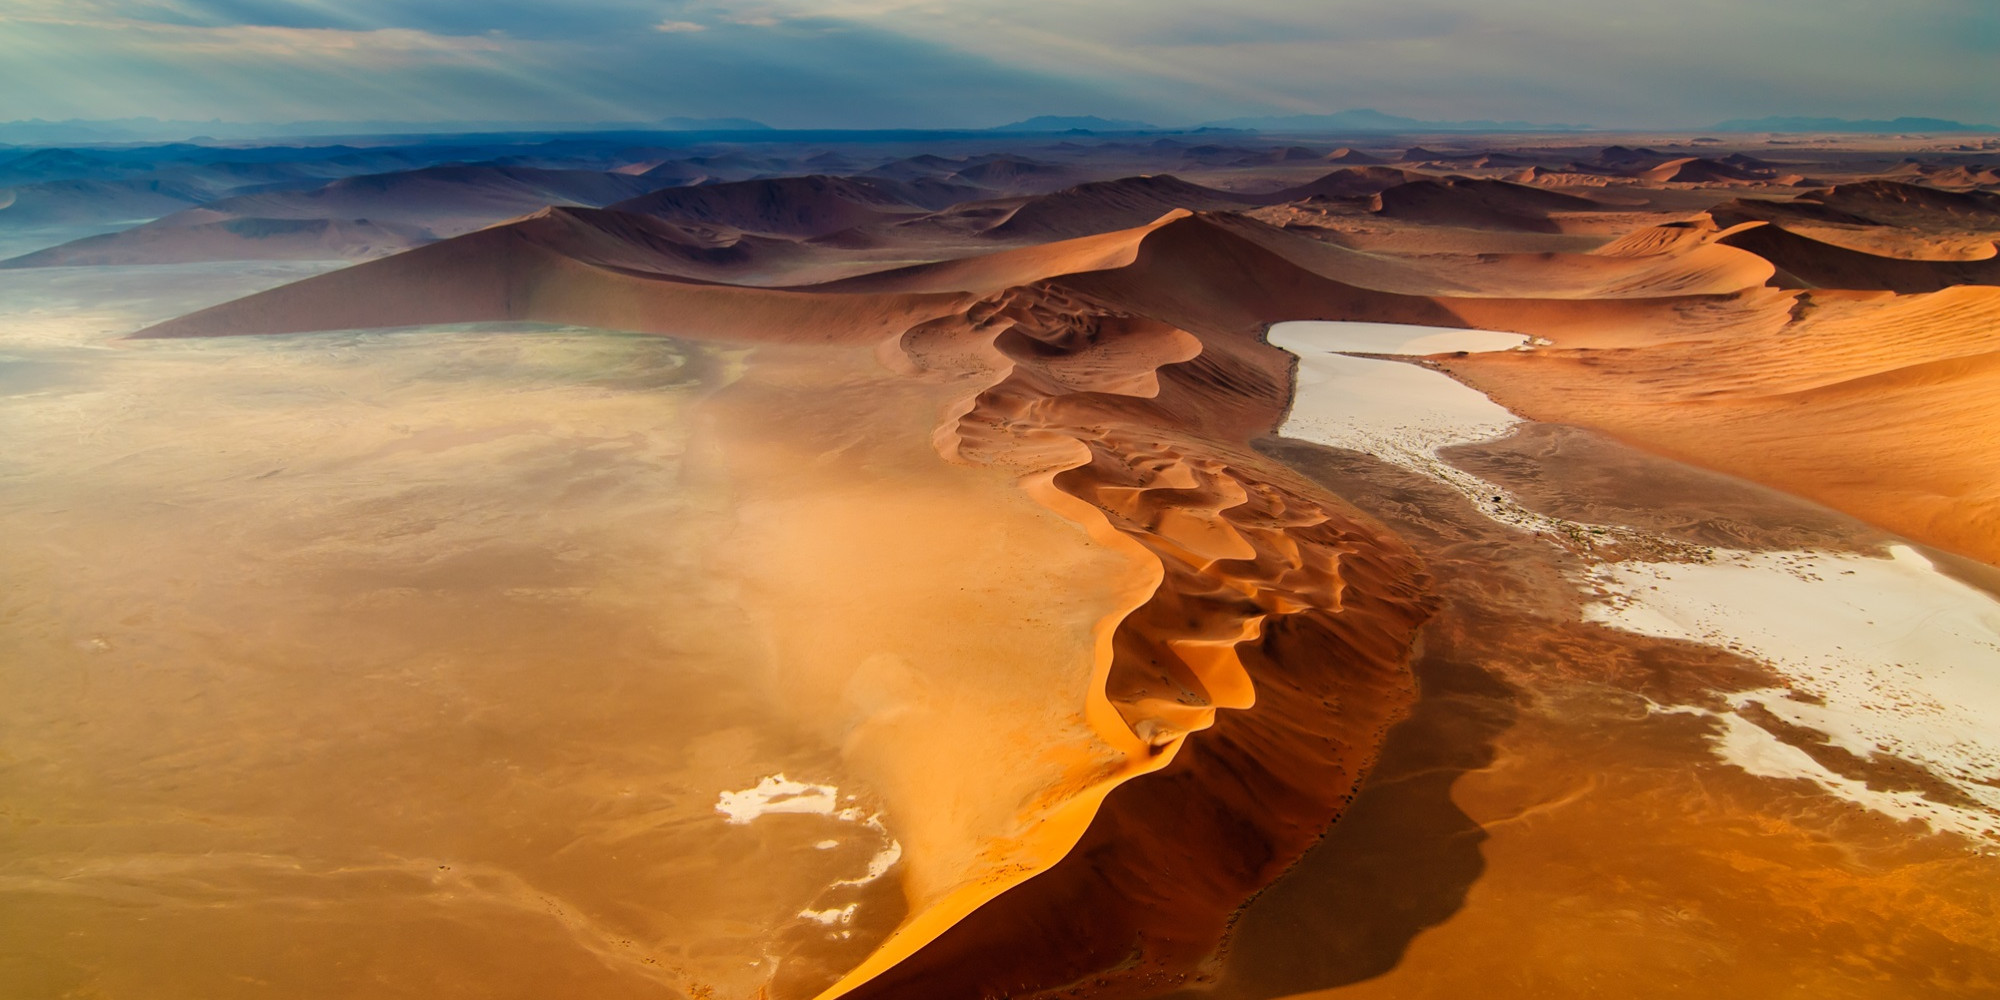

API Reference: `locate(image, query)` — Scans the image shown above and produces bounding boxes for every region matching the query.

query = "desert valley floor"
[2,128,1998,999]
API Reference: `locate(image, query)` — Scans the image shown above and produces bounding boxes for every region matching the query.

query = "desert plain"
[1,125,1998,1000]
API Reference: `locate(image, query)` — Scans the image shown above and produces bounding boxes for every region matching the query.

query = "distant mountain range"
[988,115,1161,133]
[0,117,774,144]
[1201,110,1594,132]
[7,110,1995,147]
[988,111,2000,135]
[1708,116,1998,133]
[991,110,1593,133]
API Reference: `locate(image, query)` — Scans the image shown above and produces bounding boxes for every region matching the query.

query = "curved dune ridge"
[825,278,1432,999]
[117,152,2000,996]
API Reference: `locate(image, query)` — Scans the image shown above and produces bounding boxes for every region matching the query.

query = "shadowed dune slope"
[1636,157,1771,184]
[1715,221,2000,292]
[1325,148,1387,165]
[946,155,1079,192]
[825,209,1814,996]
[803,215,1164,295]
[608,174,970,235]
[1802,180,2000,227]
[833,244,1433,999]
[982,176,1260,240]
[1368,178,1609,232]
[1265,167,1427,201]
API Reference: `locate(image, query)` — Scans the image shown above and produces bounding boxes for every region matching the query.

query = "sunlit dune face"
[690,341,1165,995]
[0,289,1149,999]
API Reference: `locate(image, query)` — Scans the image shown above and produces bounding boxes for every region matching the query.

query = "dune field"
[3,129,1998,999]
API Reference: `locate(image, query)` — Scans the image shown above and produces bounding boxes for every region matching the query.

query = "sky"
[0,0,1995,129]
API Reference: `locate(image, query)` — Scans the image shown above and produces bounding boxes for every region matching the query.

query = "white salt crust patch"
[715,774,841,824]
[1592,546,2000,842]
[715,774,906,926]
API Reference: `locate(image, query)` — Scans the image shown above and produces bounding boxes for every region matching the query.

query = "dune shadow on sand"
[1179,645,1518,1000]
[1163,437,1534,1000]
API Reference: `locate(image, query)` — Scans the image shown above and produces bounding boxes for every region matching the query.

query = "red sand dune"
[1367,177,1609,232]
[1714,220,2000,291]
[1634,156,1772,184]
[1265,167,1427,201]
[1324,147,1386,165]
[1804,179,2000,222]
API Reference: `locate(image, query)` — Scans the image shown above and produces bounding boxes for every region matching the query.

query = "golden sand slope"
[688,341,1174,1000]
[1444,284,2000,564]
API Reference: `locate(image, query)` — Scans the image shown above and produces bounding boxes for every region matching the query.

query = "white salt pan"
[1269,321,1527,464]
[1271,320,1531,357]
[1591,546,2000,841]
[1269,320,1615,541]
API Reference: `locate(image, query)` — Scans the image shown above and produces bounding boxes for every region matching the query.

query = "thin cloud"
[0,0,1991,128]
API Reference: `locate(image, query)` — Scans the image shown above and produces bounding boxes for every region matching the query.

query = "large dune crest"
[830,252,1431,1000]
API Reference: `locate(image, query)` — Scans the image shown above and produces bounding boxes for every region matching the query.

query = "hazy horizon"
[2,1,1994,133]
